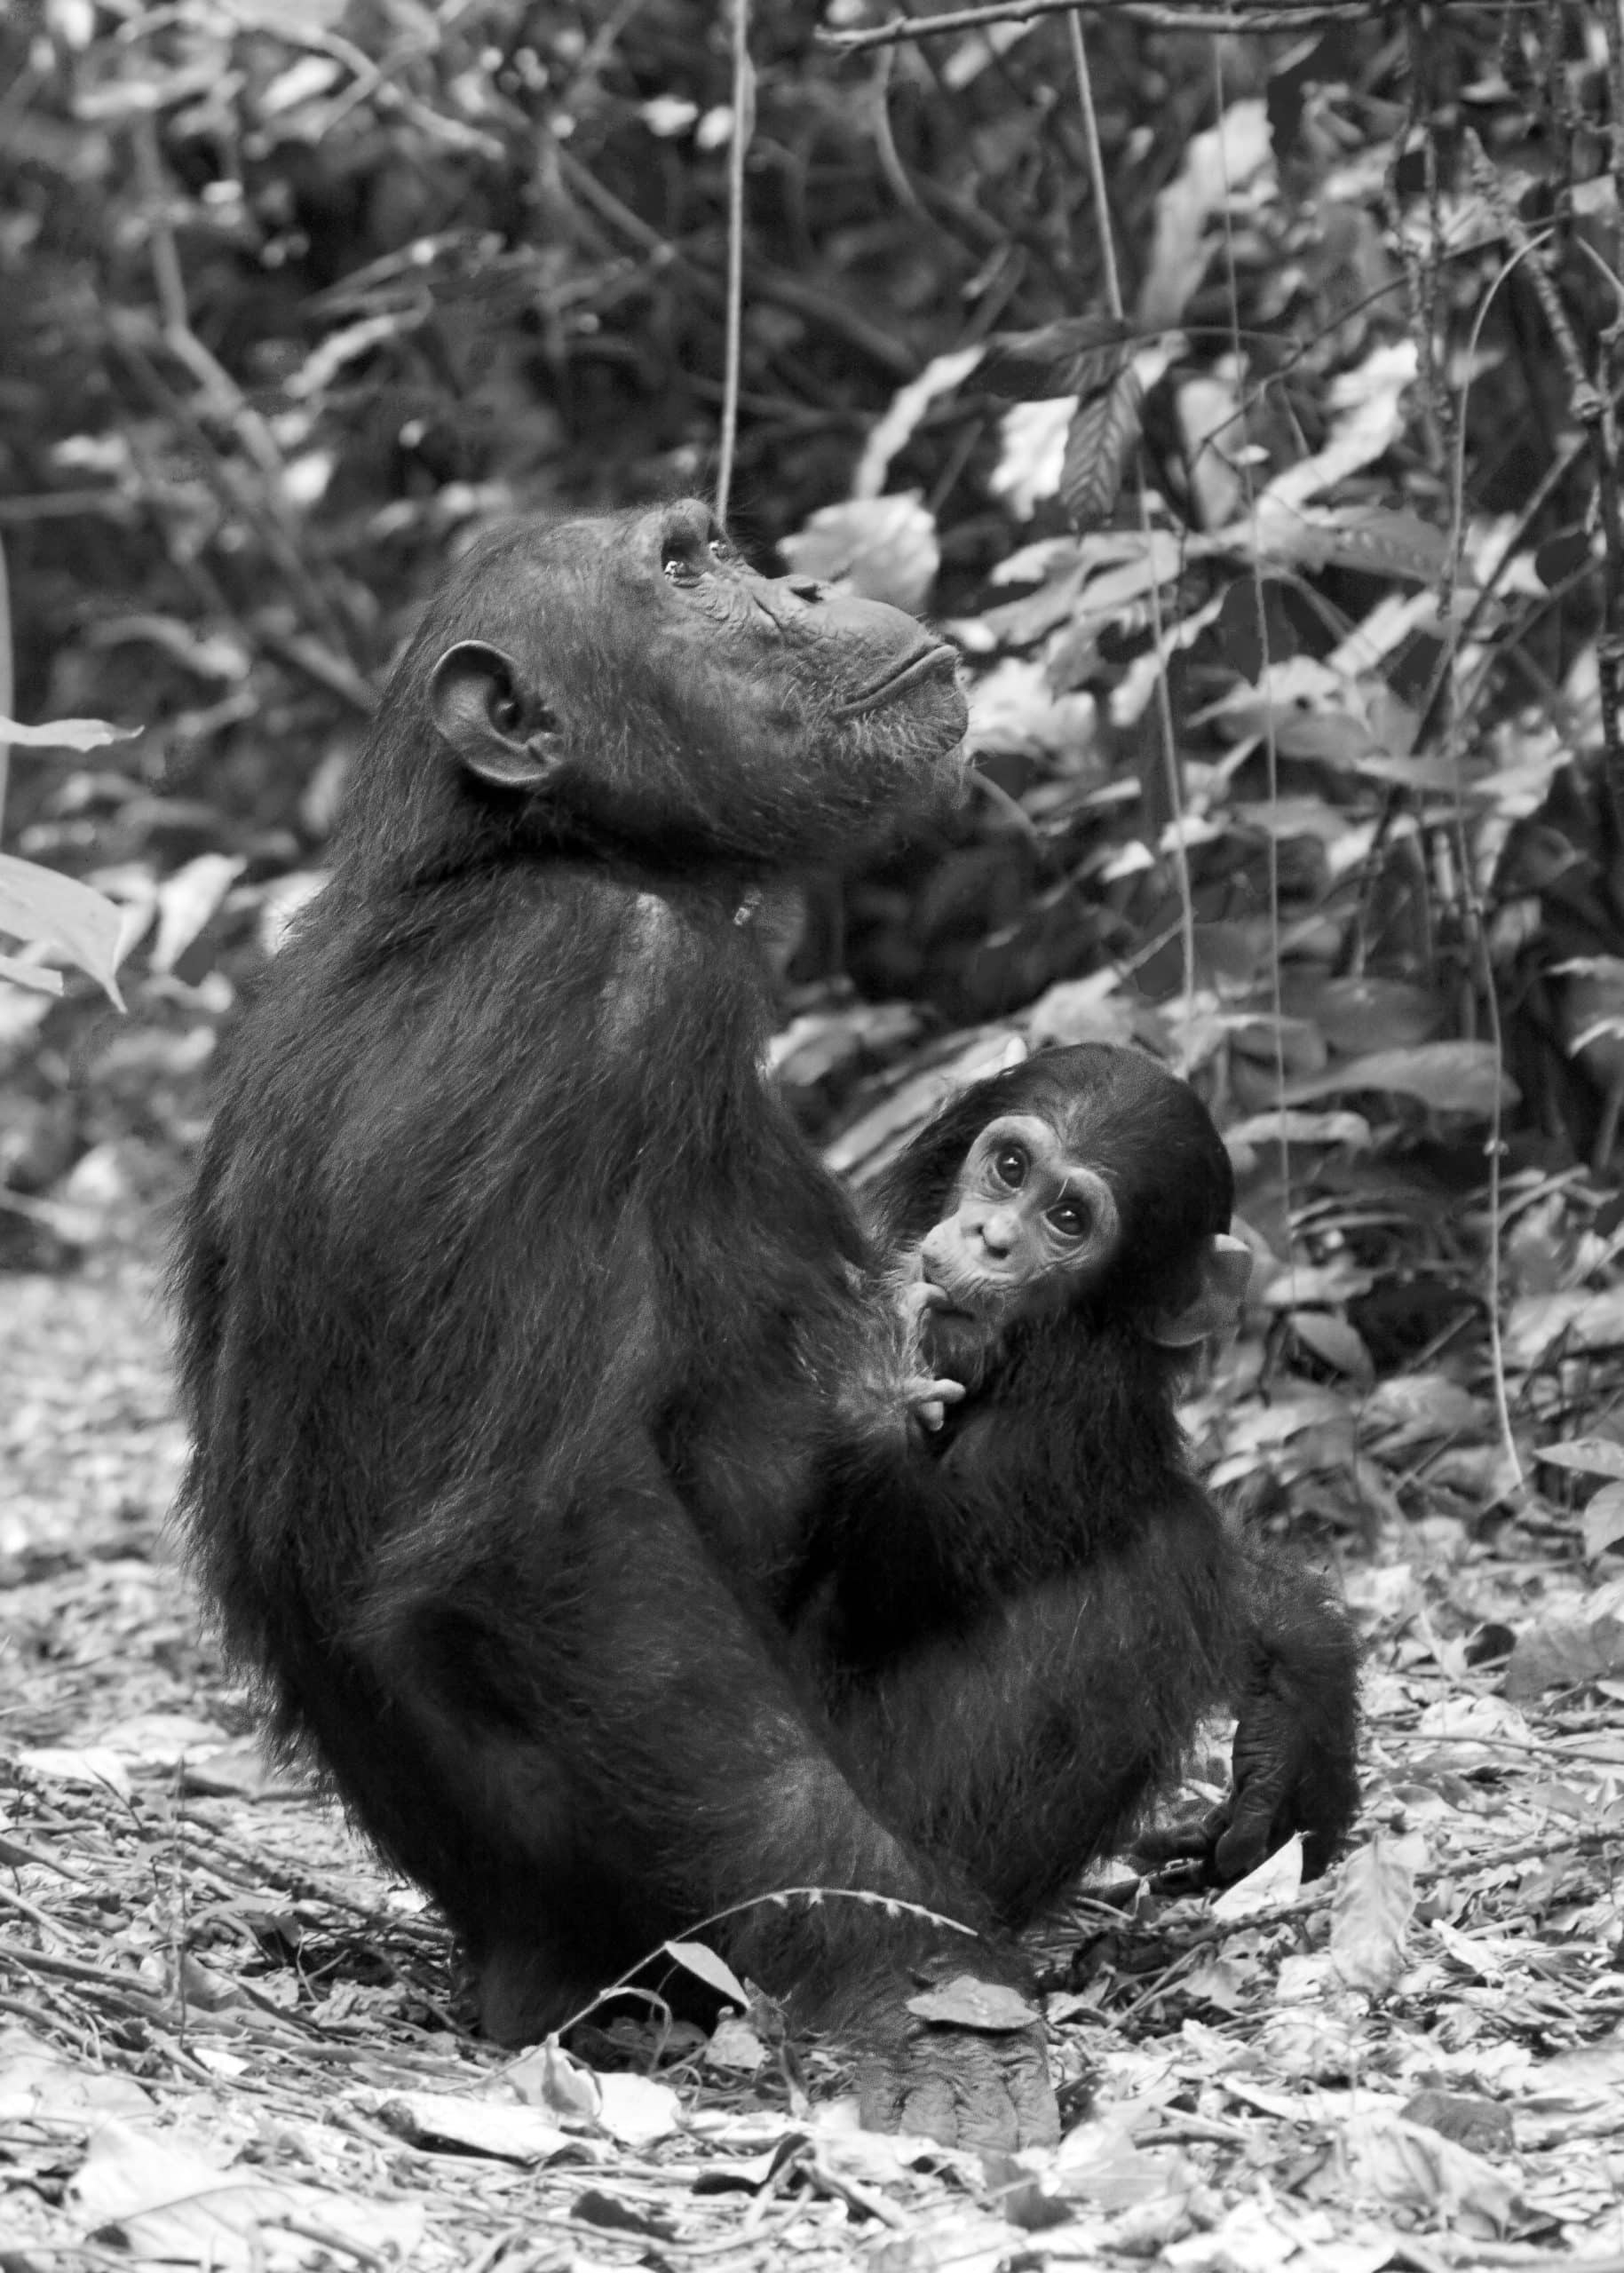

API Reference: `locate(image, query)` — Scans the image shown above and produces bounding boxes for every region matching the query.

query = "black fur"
[172,502,996,2055]
[801,1046,1361,1902]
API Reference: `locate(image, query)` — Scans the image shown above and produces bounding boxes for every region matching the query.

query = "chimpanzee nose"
[979,1208,1018,1257]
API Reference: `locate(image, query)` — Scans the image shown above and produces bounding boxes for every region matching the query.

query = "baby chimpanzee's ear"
[1144,1232,1252,1348]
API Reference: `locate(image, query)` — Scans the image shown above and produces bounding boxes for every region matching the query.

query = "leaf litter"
[3,1261,1624,2273]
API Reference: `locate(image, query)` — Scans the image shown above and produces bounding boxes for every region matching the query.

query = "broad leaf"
[1061,368,1143,530]
[1537,1437,1624,1479]
[1287,1041,1514,1117]
[1292,1311,1374,1385]
[979,314,1132,402]
[661,1938,749,2008]
[905,1975,1040,2031]
[779,495,939,616]
[1504,1613,1624,1699]
[0,712,139,752]
[1331,1833,1424,1994]
[1583,1484,1624,1561]
[0,851,126,1009]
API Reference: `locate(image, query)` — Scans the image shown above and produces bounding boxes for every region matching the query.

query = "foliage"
[3,0,1624,1519]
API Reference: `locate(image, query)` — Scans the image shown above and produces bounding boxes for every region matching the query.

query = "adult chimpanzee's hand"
[857,1978,1058,2151]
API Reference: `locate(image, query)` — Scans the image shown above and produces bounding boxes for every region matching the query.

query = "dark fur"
[800,1046,1361,1902]
[172,502,994,2051]
[173,508,1351,2147]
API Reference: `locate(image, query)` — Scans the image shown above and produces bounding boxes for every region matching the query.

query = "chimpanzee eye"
[1049,1200,1089,1239]
[992,1143,1026,1187]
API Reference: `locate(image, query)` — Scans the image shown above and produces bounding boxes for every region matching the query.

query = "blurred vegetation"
[4,0,1624,1546]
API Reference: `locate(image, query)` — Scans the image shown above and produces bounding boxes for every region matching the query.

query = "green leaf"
[1533,529,1593,589]
[0,712,139,753]
[1303,977,1443,1054]
[1537,1437,1624,1480]
[1060,368,1142,532]
[1292,1311,1374,1385]
[1315,506,1451,584]
[0,852,126,1009]
[660,1939,749,2008]
[1583,1484,1624,1561]
[1287,1041,1514,1118]
[0,950,63,997]
[980,315,1133,402]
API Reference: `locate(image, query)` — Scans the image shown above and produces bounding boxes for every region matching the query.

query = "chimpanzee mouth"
[836,642,961,717]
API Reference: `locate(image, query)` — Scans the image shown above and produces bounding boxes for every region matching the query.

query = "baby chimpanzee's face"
[917,1112,1121,1361]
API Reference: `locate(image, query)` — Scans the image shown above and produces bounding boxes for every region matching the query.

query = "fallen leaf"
[904,1975,1042,2031]
[1504,1613,1624,1699]
[371,2088,570,2162]
[17,1747,131,1798]
[594,2070,683,2146]
[1331,1833,1425,1993]
[571,2186,678,2239]
[1401,2090,1513,2151]
[1319,2107,1522,2235]
[0,2034,153,2125]
[1211,1833,1303,1919]
[70,2119,424,2269]
[707,2014,769,2073]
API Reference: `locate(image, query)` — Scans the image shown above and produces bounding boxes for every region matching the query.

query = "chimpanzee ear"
[429,640,564,791]
[1144,1232,1252,1349]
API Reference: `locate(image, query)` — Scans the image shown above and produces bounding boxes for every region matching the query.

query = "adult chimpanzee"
[799,1042,1361,1964]
[174,500,1067,2150]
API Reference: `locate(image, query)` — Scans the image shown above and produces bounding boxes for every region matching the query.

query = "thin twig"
[1213,46,1294,1258]
[820,0,1452,52]
[1065,12,1195,1046]
[717,0,751,522]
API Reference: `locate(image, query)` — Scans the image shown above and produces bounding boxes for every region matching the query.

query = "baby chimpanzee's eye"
[993,1143,1026,1187]
[1049,1199,1090,1239]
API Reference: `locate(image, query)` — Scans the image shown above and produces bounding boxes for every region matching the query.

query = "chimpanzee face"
[405,500,968,869]
[917,1112,1121,1363]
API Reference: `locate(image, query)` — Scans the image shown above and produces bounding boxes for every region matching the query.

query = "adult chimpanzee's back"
[173,503,1066,2149]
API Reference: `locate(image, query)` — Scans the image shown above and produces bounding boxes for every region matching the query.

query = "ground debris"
[4,1263,1624,2270]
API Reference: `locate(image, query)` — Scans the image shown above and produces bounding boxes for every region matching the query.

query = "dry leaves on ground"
[3,1262,1623,2273]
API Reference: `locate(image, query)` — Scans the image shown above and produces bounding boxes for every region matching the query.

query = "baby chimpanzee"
[801,1041,1359,1910]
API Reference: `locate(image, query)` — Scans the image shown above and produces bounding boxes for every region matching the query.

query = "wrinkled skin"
[861,2020,1056,2148]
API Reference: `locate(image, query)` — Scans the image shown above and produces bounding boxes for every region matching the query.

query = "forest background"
[4,3,1624,2268]
[7,0,1624,1517]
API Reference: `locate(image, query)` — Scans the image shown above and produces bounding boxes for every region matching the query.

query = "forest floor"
[3,1252,1624,2273]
